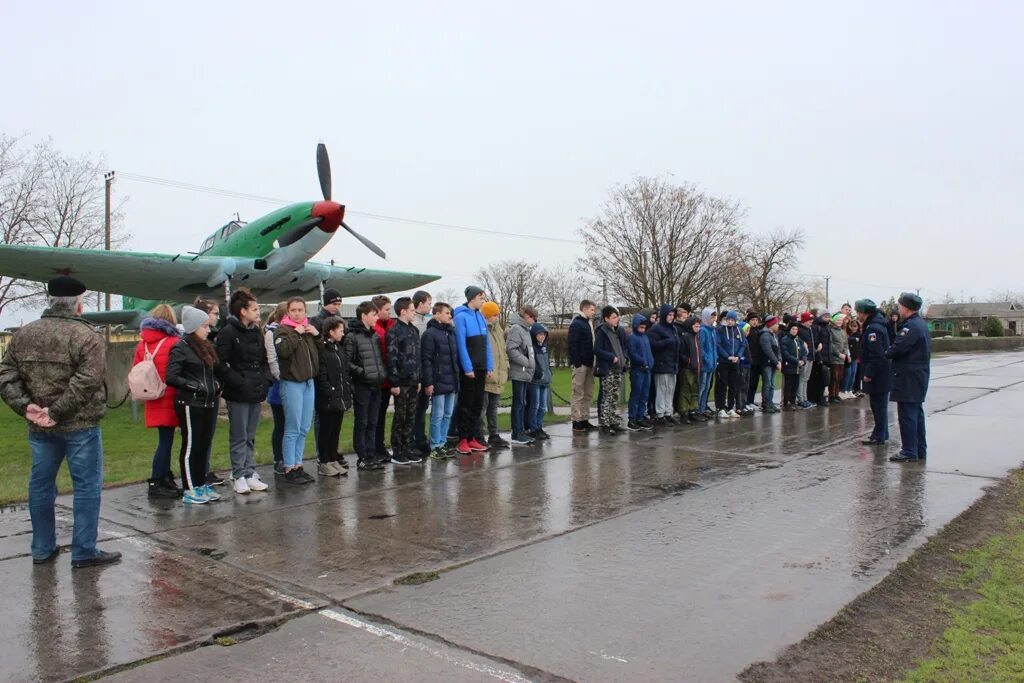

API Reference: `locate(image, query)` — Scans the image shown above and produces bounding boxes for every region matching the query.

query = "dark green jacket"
[0,312,107,432]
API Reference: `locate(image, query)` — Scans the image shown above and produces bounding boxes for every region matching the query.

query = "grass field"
[0,393,569,505]
[900,471,1024,682]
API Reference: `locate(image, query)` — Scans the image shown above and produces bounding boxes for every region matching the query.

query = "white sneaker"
[246,473,268,491]
[233,477,251,494]
[717,410,728,419]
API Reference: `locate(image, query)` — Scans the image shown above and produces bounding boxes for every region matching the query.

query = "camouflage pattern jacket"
[0,312,107,432]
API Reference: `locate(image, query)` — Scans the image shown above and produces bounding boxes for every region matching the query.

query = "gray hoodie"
[506,313,536,382]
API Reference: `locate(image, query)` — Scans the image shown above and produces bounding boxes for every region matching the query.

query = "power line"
[117,172,579,244]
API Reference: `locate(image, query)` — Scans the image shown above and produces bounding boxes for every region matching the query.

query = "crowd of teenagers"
[135,284,931,505]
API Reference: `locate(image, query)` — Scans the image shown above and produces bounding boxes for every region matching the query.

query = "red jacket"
[374,317,396,389]
[133,318,182,428]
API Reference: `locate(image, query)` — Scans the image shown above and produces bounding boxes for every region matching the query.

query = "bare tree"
[732,228,806,315]
[433,287,461,308]
[536,264,590,328]
[0,136,129,314]
[0,134,46,315]
[579,177,744,309]
[989,289,1023,305]
[793,278,827,312]
[475,260,542,327]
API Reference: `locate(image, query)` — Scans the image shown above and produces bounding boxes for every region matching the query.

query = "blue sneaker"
[183,488,210,505]
[200,484,222,501]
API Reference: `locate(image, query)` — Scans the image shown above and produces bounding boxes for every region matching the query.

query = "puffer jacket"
[0,311,107,432]
[679,318,702,373]
[594,321,627,377]
[485,322,509,394]
[453,303,493,372]
[780,332,806,375]
[626,314,655,372]
[165,338,226,408]
[274,322,320,382]
[813,319,833,364]
[345,319,386,386]
[829,324,850,365]
[567,312,595,367]
[420,318,460,394]
[133,317,181,428]
[506,313,536,382]
[531,323,552,386]
[216,316,273,403]
[647,304,680,374]
[386,319,421,386]
[317,339,353,412]
[759,328,781,367]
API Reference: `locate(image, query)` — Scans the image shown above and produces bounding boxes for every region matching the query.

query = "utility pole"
[103,171,114,343]
[103,171,115,312]
[824,275,831,310]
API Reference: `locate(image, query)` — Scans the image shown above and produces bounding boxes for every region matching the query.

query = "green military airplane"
[0,143,439,326]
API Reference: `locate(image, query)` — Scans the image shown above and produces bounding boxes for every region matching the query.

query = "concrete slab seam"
[319,608,535,683]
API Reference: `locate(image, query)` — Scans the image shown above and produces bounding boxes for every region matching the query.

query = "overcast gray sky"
[2,0,1022,320]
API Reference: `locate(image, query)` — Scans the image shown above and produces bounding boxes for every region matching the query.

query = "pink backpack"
[128,339,169,401]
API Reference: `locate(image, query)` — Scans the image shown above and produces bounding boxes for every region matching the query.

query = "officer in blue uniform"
[886,293,931,462]
[855,299,891,445]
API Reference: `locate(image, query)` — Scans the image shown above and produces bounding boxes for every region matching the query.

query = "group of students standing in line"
[135,285,554,504]
[562,294,930,462]
[134,283,931,504]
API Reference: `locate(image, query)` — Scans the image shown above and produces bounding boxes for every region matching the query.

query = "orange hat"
[481,301,500,318]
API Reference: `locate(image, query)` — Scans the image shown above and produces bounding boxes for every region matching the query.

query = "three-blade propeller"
[316,143,386,259]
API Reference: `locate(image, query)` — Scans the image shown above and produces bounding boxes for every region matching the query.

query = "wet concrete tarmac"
[2,351,1022,681]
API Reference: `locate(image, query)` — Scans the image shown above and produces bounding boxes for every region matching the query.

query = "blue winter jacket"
[646,304,680,374]
[716,322,747,361]
[626,314,655,372]
[453,303,493,373]
[698,307,719,371]
[567,313,595,367]
[420,319,461,395]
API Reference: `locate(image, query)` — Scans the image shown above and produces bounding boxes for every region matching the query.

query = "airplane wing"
[0,244,249,302]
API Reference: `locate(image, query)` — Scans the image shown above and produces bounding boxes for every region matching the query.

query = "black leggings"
[175,404,216,491]
[317,410,344,463]
[270,403,285,463]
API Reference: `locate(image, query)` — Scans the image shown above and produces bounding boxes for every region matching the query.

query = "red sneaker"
[467,438,489,452]
[455,439,472,455]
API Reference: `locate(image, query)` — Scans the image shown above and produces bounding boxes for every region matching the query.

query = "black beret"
[898,292,923,311]
[47,276,86,297]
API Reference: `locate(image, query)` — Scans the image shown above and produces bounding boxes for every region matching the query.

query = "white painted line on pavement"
[319,608,532,683]
[262,588,317,610]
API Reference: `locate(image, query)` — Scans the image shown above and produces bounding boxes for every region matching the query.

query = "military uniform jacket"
[859,313,892,395]
[886,313,931,403]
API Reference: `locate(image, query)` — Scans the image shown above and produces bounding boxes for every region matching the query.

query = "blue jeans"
[151,425,175,479]
[697,368,715,412]
[842,360,859,392]
[280,379,315,468]
[761,366,776,407]
[511,380,530,438]
[430,392,457,448]
[529,384,549,431]
[28,427,103,562]
[629,370,651,420]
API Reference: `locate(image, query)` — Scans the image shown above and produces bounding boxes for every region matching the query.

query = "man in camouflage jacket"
[0,277,120,569]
